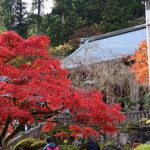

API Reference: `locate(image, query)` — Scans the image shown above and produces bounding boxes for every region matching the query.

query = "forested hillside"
[0,0,145,55]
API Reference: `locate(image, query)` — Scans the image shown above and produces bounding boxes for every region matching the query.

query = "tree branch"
[4,55,18,64]
[32,109,60,116]
[31,105,64,116]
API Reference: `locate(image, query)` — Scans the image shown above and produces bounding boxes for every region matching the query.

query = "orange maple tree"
[130,40,148,84]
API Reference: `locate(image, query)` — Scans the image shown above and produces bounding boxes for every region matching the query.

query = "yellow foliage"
[146,119,150,124]
[48,43,74,57]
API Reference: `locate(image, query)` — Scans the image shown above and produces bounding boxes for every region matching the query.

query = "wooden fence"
[125,111,150,126]
[53,114,74,126]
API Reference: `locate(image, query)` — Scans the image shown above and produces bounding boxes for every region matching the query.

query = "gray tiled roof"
[62,24,146,69]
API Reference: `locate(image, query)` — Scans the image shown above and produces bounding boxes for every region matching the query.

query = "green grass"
[134,144,150,150]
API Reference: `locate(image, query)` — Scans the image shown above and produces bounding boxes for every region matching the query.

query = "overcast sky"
[23,0,54,14]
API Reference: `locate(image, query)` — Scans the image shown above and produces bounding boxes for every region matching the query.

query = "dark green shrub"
[13,138,36,150]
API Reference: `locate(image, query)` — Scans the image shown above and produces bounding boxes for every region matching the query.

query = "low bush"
[13,138,46,150]
[30,140,46,150]
[13,138,36,150]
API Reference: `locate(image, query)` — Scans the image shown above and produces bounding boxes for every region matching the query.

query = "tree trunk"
[0,141,2,150]
[37,0,41,16]
[1,145,7,150]
[18,0,23,26]
[3,125,23,147]
[37,0,42,34]
[0,116,11,150]
[62,12,65,24]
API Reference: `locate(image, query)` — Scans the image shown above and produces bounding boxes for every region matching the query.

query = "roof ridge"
[81,24,146,43]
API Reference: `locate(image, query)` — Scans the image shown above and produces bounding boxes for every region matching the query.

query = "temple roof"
[62,24,146,68]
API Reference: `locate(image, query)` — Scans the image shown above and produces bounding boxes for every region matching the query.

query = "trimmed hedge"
[13,138,87,150]
[13,138,36,150]
[30,140,46,150]
[13,138,46,150]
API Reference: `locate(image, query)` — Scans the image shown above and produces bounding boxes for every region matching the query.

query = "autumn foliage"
[69,125,99,139]
[130,41,148,84]
[54,132,68,139]
[54,125,99,140]
[0,31,124,148]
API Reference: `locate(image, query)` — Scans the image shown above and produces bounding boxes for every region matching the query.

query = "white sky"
[23,0,54,14]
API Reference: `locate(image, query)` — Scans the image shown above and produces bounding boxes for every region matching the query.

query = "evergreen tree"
[43,14,64,45]
[101,0,145,32]
[52,0,73,24]
[32,0,45,16]
[0,0,27,36]
[32,0,45,33]
[50,0,144,45]
[14,0,28,36]
[0,0,16,29]
[0,0,145,46]
[72,0,104,26]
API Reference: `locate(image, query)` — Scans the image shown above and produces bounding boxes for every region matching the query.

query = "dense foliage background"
[0,0,145,53]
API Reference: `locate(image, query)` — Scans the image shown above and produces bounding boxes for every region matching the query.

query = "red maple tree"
[0,31,124,149]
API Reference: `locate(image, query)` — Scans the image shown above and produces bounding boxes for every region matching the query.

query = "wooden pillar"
[145,0,150,87]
